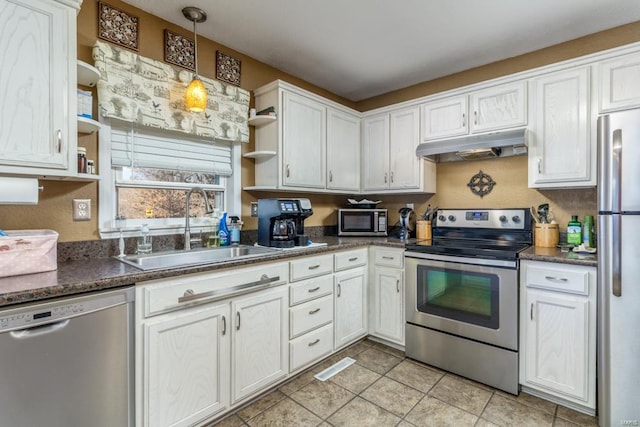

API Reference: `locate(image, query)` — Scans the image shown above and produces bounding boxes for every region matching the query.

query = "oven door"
[405,254,518,350]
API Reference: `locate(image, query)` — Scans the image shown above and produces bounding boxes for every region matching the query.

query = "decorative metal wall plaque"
[467,170,496,198]
[216,51,241,86]
[98,2,139,51]
[164,30,195,71]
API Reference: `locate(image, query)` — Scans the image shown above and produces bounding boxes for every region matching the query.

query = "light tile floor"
[209,339,599,427]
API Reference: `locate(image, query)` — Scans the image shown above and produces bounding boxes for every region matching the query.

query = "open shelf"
[248,115,277,127]
[77,116,101,134]
[77,60,101,87]
[243,150,277,159]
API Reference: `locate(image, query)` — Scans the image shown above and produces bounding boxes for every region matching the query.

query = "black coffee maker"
[258,198,313,248]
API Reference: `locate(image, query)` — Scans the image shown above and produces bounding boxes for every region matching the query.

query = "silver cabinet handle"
[329,170,333,182]
[530,303,534,321]
[544,276,568,282]
[337,283,341,297]
[474,111,478,125]
[56,129,62,153]
[348,257,358,262]
[396,279,400,293]
[236,311,241,330]
[308,339,320,347]
[222,316,226,336]
[538,158,542,174]
[178,275,281,303]
[462,113,466,127]
[384,172,387,183]
[308,264,320,270]
[308,286,320,293]
[286,164,290,177]
[382,256,394,260]
[309,308,320,315]
[390,171,394,183]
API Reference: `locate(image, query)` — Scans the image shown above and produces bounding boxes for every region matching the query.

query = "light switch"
[73,199,91,221]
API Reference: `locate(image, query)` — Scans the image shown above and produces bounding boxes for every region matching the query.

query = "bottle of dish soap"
[567,215,582,246]
[219,212,230,246]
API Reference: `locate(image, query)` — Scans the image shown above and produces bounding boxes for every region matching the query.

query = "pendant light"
[182,7,208,112]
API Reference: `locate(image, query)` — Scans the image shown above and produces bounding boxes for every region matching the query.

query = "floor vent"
[314,357,356,381]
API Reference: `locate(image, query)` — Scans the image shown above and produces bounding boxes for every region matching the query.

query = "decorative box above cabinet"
[0,0,81,177]
[422,81,527,141]
[599,51,640,113]
[246,80,360,194]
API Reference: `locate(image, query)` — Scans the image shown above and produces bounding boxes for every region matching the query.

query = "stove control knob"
[512,215,521,223]
[448,215,456,222]
[499,215,508,223]
[438,215,446,222]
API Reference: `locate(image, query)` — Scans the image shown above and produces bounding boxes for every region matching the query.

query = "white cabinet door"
[523,289,590,403]
[362,114,390,191]
[0,0,75,173]
[231,286,288,403]
[422,95,468,140]
[599,52,640,112]
[370,266,404,345]
[144,304,230,427]
[327,108,360,191]
[334,267,367,349]
[529,67,593,187]
[282,92,326,188]
[389,106,421,190]
[470,82,527,133]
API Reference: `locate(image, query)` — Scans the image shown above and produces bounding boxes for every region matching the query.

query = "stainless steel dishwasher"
[0,287,134,427]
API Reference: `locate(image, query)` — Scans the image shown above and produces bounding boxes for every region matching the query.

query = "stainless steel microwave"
[338,208,388,236]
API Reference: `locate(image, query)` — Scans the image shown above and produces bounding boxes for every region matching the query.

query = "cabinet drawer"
[373,248,404,268]
[524,261,591,296]
[140,262,288,317]
[290,295,333,338]
[290,275,333,306]
[289,323,333,372]
[290,254,333,282]
[334,248,368,271]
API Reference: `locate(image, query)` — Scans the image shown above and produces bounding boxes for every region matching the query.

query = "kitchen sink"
[117,245,281,271]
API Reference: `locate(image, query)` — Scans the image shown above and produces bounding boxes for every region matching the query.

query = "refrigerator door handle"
[611,129,623,213]
[612,214,622,297]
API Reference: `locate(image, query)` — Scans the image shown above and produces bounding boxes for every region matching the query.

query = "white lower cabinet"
[369,247,405,345]
[334,266,368,349]
[143,303,230,427]
[231,287,289,403]
[520,260,596,413]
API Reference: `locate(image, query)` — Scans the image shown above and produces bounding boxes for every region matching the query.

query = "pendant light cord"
[193,19,199,78]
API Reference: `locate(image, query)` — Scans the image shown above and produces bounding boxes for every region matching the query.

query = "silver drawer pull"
[308,339,320,347]
[308,264,320,270]
[309,308,320,315]
[382,256,394,260]
[178,275,281,303]
[308,286,320,293]
[348,257,358,262]
[544,276,568,282]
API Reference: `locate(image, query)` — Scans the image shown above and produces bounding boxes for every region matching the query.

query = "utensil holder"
[535,223,559,248]
[416,220,432,240]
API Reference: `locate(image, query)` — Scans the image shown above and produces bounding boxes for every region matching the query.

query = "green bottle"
[567,215,582,246]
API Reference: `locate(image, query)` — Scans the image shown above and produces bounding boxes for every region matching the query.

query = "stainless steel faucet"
[184,187,213,251]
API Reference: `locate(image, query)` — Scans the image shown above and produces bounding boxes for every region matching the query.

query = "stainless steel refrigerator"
[598,109,640,426]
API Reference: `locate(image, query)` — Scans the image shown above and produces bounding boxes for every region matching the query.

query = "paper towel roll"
[0,177,39,204]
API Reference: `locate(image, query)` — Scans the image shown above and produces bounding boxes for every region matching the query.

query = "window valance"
[92,40,249,143]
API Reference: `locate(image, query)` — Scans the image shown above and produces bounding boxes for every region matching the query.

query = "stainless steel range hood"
[416,128,528,162]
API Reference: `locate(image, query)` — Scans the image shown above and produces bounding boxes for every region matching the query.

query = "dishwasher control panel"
[0,302,86,331]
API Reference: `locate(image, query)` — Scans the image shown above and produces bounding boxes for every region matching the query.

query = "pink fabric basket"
[0,230,58,278]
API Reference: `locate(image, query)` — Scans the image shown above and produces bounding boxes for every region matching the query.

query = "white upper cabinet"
[528,66,594,188]
[249,80,360,194]
[363,106,435,193]
[282,92,326,189]
[327,108,360,191]
[0,0,79,176]
[422,82,526,141]
[599,51,640,112]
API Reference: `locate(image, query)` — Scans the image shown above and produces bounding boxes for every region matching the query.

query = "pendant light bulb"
[182,7,208,112]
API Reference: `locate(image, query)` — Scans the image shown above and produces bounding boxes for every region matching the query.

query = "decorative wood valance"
[92,40,249,143]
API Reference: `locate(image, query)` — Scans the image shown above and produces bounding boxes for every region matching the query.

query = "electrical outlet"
[250,202,258,217]
[73,199,91,221]
[406,203,414,210]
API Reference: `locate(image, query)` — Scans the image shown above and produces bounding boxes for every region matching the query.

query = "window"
[99,124,241,239]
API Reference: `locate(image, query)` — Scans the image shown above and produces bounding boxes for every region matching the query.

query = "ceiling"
[123,0,640,101]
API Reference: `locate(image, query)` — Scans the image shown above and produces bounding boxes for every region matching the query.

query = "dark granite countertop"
[0,237,405,308]
[519,246,598,267]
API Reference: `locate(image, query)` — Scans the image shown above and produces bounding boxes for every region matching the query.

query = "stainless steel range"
[405,208,532,394]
